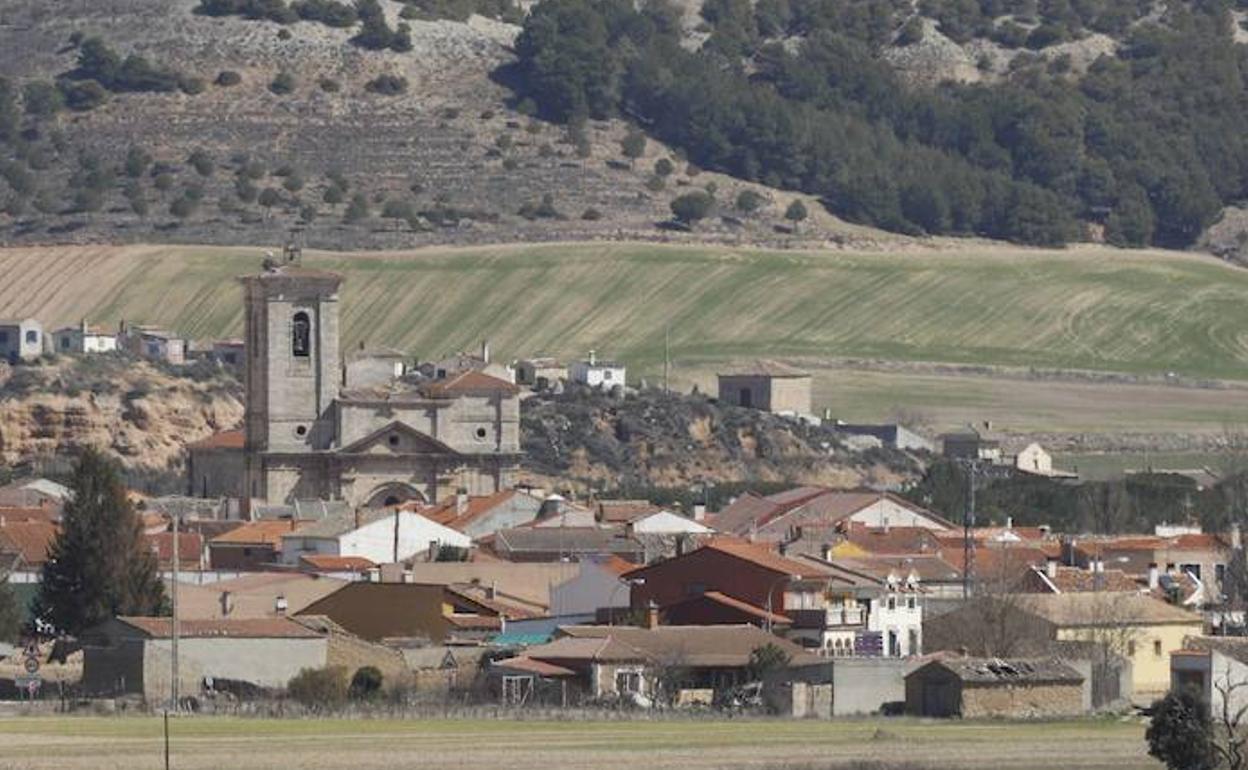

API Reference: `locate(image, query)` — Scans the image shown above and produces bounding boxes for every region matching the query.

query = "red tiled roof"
[421,490,519,530]
[421,370,520,397]
[144,532,203,567]
[116,616,322,639]
[494,656,577,677]
[187,429,245,450]
[210,520,310,547]
[844,524,943,555]
[0,506,59,524]
[1039,566,1141,593]
[626,537,821,580]
[0,521,58,566]
[682,591,793,625]
[596,500,664,524]
[598,554,637,577]
[299,554,376,571]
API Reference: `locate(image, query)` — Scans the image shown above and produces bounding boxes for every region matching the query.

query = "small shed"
[0,318,44,363]
[717,359,812,415]
[905,657,1084,719]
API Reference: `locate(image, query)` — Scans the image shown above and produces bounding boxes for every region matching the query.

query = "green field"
[2,242,1248,380]
[0,715,1156,769]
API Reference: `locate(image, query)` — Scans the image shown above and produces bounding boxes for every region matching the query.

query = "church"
[187,250,522,508]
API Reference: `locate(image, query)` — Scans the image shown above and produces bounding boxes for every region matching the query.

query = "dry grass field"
[0,715,1157,770]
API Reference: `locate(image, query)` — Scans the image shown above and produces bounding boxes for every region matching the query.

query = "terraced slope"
[1,241,1246,381]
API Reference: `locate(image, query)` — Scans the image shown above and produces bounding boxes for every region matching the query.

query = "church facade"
[187,256,521,508]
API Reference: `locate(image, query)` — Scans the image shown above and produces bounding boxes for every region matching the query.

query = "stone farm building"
[905,657,1084,718]
[188,254,521,507]
[716,359,812,416]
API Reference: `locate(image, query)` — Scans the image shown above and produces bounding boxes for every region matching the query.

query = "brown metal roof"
[115,616,323,639]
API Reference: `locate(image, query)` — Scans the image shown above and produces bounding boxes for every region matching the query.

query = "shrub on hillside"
[365,74,408,96]
[269,71,296,95]
[215,70,242,87]
[670,191,714,224]
[292,0,359,26]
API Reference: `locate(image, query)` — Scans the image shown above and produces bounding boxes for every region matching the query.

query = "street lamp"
[764,573,801,634]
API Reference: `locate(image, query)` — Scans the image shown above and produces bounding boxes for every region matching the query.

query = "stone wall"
[961,682,1083,718]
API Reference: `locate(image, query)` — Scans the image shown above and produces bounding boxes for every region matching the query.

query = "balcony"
[789,607,866,629]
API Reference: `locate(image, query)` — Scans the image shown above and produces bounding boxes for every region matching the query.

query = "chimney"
[274,594,288,615]
[644,600,659,629]
[693,503,706,522]
[402,569,414,584]
[487,581,497,600]
[1005,516,1013,530]
[823,544,834,562]
[481,340,490,365]
[1148,562,1160,591]
[456,488,469,516]
[588,349,597,366]
[1233,523,1242,551]
[1045,558,1057,579]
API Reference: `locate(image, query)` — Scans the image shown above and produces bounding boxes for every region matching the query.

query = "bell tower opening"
[292,311,311,357]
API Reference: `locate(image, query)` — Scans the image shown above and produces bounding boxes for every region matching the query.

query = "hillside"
[0,0,887,251]
[3,241,1247,380]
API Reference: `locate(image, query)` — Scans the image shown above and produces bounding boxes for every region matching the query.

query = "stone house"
[342,344,407,389]
[940,423,1004,462]
[1171,635,1248,718]
[120,325,188,365]
[419,489,544,539]
[515,357,566,389]
[0,318,44,362]
[207,519,310,570]
[923,591,1205,699]
[905,657,1084,718]
[716,359,812,415]
[712,487,954,542]
[568,350,625,389]
[51,321,117,355]
[834,423,934,452]
[81,616,327,702]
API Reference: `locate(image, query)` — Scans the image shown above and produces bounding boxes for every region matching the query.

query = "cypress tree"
[36,450,166,635]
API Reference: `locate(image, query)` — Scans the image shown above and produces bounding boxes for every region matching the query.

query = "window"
[887,596,896,611]
[1128,640,1136,656]
[292,311,311,357]
[295,425,308,437]
[0,331,7,344]
[739,387,753,408]
[1181,563,1201,580]
[24,330,36,344]
[906,597,916,610]
[388,434,400,447]
[1217,564,1227,586]
[1154,640,1163,657]
[603,370,613,381]
[475,427,488,441]
[888,630,899,657]
[615,670,642,695]
[60,337,70,350]
[908,629,919,656]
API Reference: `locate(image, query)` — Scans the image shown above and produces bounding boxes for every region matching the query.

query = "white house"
[868,570,924,657]
[568,350,625,389]
[0,319,44,362]
[279,510,471,566]
[52,321,118,355]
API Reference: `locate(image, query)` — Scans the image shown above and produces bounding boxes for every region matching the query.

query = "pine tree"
[36,450,166,635]
[0,572,21,642]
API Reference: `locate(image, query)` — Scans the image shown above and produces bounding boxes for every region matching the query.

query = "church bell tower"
[239,245,343,469]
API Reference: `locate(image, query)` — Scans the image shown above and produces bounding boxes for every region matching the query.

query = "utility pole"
[171,512,180,710]
[962,460,977,600]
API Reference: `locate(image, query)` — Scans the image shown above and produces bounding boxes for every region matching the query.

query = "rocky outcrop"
[520,386,923,492]
[0,357,243,472]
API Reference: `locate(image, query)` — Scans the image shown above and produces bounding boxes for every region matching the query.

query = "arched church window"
[292,312,311,357]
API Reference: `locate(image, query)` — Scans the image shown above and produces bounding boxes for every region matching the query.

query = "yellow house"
[1017,592,1205,698]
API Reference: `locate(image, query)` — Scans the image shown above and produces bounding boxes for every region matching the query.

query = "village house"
[1070,530,1234,603]
[492,624,821,706]
[120,324,189,365]
[165,571,348,620]
[514,357,566,390]
[712,487,953,542]
[923,591,1205,698]
[187,255,522,507]
[342,344,408,389]
[81,617,327,702]
[716,359,812,416]
[0,478,72,510]
[143,532,205,572]
[485,526,648,563]
[210,338,246,366]
[51,320,118,355]
[549,555,655,619]
[207,519,310,570]
[1170,636,1248,717]
[940,423,1005,462]
[418,489,544,539]
[295,580,543,644]
[905,657,1085,718]
[0,318,44,362]
[0,518,57,584]
[277,508,470,566]
[567,350,625,389]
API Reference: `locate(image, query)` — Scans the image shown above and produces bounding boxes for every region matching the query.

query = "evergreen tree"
[36,450,166,635]
[0,572,21,642]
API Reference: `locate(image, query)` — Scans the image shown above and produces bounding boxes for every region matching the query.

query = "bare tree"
[1212,674,1248,770]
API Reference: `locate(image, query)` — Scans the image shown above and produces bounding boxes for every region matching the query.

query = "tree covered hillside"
[512,0,1248,247]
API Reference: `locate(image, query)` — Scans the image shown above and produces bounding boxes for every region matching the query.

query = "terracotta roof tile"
[0,521,58,566]
[421,370,520,398]
[187,430,245,451]
[144,532,203,568]
[299,555,376,571]
[210,520,310,547]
